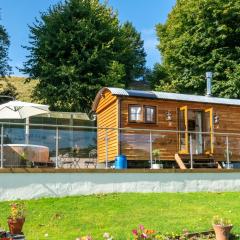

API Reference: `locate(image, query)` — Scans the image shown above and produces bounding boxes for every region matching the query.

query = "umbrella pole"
[1,124,3,168]
[25,117,29,144]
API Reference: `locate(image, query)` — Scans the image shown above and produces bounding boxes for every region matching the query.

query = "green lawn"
[0,193,239,240]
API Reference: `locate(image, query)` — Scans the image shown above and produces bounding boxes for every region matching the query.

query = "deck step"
[175,154,218,169]
[179,154,214,161]
[174,154,187,169]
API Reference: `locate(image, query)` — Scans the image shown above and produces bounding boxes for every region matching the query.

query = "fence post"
[55,127,59,169]
[105,129,108,169]
[25,117,29,144]
[1,124,3,168]
[149,130,153,169]
[190,134,193,169]
[226,136,230,169]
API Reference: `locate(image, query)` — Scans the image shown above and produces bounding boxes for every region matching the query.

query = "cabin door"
[178,107,204,155]
[204,108,214,154]
[179,106,189,154]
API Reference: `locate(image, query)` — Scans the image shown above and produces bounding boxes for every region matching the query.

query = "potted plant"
[212,216,233,240]
[8,203,25,234]
[152,149,162,169]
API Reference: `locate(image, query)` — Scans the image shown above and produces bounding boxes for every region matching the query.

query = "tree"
[0,79,18,103]
[22,0,146,112]
[120,22,146,86]
[156,0,240,97]
[0,16,14,103]
[0,23,11,77]
[145,63,170,90]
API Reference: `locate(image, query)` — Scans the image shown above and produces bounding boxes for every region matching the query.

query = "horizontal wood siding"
[120,97,240,162]
[96,90,118,162]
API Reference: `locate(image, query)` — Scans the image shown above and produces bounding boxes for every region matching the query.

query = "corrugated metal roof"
[152,91,240,106]
[92,87,240,111]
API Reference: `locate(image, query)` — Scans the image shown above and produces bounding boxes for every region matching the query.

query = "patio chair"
[58,152,81,168]
[58,153,74,168]
[84,149,97,168]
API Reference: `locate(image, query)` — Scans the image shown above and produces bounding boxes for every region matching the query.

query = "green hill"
[1,76,38,102]
[1,77,150,104]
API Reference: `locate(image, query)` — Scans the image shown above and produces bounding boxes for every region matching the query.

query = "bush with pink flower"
[132,225,157,239]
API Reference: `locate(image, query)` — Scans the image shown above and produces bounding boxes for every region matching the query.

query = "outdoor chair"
[84,149,97,168]
[59,153,81,168]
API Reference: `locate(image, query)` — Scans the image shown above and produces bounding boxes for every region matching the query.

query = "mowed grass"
[0,193,239,239]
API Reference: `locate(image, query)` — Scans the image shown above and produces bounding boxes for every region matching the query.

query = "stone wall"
[0,170,240,200]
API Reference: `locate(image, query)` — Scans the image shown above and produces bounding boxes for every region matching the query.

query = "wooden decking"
[174,154,222,169]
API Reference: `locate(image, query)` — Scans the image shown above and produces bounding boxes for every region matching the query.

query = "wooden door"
[179,106,189,154]
[204,108,214,154]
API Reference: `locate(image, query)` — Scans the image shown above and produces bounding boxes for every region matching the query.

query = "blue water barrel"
[115,155,127,169]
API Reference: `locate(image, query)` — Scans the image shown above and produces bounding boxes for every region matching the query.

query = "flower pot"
[8,217,25,234]
[152,163,162,169]
[213,224,233,240]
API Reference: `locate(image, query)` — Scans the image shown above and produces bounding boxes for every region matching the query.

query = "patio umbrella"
[0,100,50,144]
[0,100,49,119]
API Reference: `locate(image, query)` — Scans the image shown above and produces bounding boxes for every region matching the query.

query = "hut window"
[144,106,156,123]
[129,105,142,122]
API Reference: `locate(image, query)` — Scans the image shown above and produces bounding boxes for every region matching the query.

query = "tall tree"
[145,63,169,90]
[0,23,11,77]
[156,0,240,97]
[120,22,146,86]
[0,16,14,102]
[22,0,146,112]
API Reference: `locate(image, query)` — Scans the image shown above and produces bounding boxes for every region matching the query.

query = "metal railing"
[0,121,240,169]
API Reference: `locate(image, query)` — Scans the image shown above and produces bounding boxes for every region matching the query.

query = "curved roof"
[92,87,240,111]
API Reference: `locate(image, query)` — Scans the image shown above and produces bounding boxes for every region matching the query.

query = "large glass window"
[129,105,142,122]
[144,106,156,123]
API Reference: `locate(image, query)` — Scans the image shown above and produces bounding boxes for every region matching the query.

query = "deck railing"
[0,121,240,169]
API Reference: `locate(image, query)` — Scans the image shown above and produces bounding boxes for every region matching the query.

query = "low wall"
[0,169,240,200]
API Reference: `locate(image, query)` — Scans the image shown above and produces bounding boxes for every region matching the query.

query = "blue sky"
[1,0,175,76]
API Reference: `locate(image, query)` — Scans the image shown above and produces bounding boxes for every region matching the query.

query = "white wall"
[1,172,240,200]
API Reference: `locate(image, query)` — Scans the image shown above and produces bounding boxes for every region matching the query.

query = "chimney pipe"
[206,72,212,97]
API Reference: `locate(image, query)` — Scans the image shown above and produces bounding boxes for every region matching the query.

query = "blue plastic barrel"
[115,155,127,169]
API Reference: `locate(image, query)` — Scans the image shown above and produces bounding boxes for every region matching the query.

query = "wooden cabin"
[92,87,240,168]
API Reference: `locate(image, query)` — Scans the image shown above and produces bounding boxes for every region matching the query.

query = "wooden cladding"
[96,89,119,163]
[121,97,240,161]
[95,88,240,163]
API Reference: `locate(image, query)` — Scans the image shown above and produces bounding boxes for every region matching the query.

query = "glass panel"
[145,107,155,123]
[29,125,56,167]
[195,112,203,154]
[129,106,142,121]
[120,129,150,167]
[58,127,97,168]
[3,123,25,167]
[188,110,203,155]
[226,136,240,168]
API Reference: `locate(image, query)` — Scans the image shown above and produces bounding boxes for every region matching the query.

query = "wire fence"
[0,122,240,169]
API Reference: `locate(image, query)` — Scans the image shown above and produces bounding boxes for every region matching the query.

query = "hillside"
[0,77,150,104]
[1,76,38,102]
